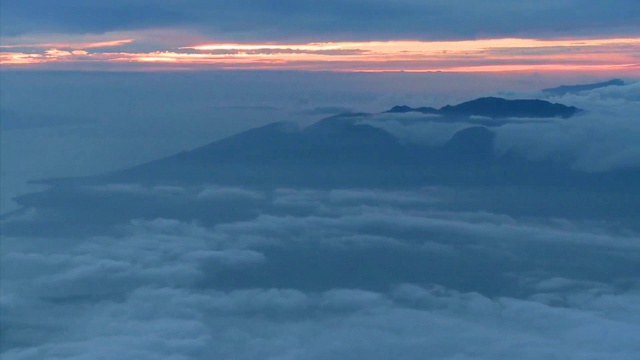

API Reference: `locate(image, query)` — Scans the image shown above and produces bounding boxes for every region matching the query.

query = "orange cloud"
[354,64,639,73]
[1,37,638,74]
[0,52,46,65]
[0,39,134,49]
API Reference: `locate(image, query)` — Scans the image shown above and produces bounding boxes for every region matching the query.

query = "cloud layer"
[2,184,640,359]
[2,36,639,73]
[360,81,640,172]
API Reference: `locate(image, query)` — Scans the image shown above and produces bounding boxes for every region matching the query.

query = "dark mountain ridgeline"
[24,112,637,192]
[9,99,640,235]
[385,105,439,115]
[439,97,579,119]
[385,97,579,118]
[542,79,625,96]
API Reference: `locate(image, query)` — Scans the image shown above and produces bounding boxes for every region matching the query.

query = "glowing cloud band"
[1,37,638,74]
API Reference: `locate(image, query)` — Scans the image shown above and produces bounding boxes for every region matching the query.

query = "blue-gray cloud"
[3,187,640,359]
[360,82,640,172]
[2,0,639,40]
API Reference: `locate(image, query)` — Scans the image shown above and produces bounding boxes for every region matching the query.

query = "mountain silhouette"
[385,97,579,118]
[385,105,439,114]
[542,79,625,96]
[9,110,640,235]
[25,112,636,192]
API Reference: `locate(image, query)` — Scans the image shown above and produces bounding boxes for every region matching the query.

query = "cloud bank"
[2,184,639,359]
[2,37,638,73]
[360,81,640,172]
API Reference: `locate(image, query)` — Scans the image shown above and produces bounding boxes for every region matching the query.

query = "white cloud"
[212,204,640,251]
[85,184,186,196]
[361,114,474,146]
[359,82,640,172]
[4,281,639,359]
[493,110,640,172]
[2,177,640,358]
[493,81,640,172]
[196,185,264,201]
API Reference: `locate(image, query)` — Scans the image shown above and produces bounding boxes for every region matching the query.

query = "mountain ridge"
[23,112,638,194]
[542,79,625,95]
[384,97,579,118]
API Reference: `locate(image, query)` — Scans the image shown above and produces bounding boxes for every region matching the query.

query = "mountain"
[385,105,439,114]
[30,118,415,188]
[8,95,634,224]
[439,97,579,118]
[25,113,636,193]
[10,111,640,235]
[384,97,579,118]
[542,79,625,96]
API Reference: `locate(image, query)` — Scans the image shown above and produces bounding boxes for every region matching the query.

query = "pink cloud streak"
[1,37,638,75]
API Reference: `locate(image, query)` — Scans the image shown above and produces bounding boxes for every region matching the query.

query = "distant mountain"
[439,97,579,119]
[11,111,640,233]
[385,97,579,118]
[542,79,624,96]
[385,105,439,115]
[24,113,636,195]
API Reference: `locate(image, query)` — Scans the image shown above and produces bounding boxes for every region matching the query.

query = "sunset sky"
[1,0,639,74]
[3,2,640,359]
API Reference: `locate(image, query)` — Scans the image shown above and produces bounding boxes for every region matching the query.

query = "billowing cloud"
[358,82,640,172]
[2,186,639,358]
[494,81,640,172]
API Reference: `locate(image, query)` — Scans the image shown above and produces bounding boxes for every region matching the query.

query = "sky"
[2,1,640,359]
[1,0,639,74]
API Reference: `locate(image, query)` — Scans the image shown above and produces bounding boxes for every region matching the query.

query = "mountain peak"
[384,97,579,119]
[385,105,439,114]
[440,97,578,119]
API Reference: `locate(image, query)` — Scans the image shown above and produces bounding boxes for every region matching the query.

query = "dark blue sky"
[2,0,639,40]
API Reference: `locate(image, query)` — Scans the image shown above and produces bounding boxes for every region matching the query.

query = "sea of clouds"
[2,78,640,359]
[2,182,639,359]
